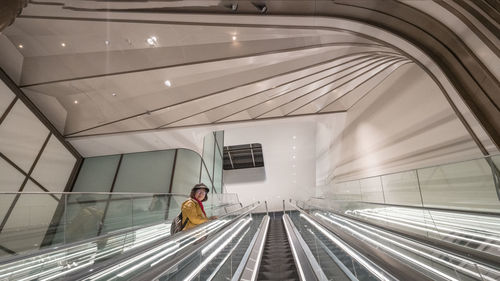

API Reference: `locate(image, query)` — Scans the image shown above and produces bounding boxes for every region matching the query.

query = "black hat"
[192,183,209,193]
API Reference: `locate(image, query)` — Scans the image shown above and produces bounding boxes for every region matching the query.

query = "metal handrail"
[282,213,321,281]
[287,201,404,281]
[292,200,500,277]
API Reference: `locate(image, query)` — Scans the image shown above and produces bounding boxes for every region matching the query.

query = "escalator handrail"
[288,201,404,281]
[68,202,262,281]
[0,196,243,265]
[300,198,500,267]
[282,213,323,281]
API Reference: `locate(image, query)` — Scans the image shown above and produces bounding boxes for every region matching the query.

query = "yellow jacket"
[181,198,208,231]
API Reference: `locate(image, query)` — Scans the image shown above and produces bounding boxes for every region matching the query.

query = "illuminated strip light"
[89,241,177,280]
[0,246,83,274]
[250,216,270,281]
[4,220,227,281]
[282,216,306,281]
[387,207,500,223]
[202,219,247,255]
[206,227,251,281]
[299,214,392,281]
[148,220,229,267]
[0,247,96,279]
[325,213,500,281]
[38,261,94,281]
[22,265,66,281]
[356,208,500,234]
[352,210,500,238]
[370,208,500,228]
[92,220,230,280]
[351,212,500,248]
[183,218,252,281]
[316,213,460,281]
[351,209,500,244]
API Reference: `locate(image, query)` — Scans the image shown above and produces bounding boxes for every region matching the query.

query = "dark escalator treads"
[257,215,300,281]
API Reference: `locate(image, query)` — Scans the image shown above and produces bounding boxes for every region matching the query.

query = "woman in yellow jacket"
[181,183,216,231]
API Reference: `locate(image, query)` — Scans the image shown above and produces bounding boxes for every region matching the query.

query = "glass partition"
[303,198,500,264]
[74,146,224,199]
[330,155,500,213]
[171,149,202,194]
[72,155,121,192]
[292,200,500,281]
[0,192,188,259]
[26,202,259,281]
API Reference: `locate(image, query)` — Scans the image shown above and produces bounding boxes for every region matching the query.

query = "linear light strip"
[282,215,306,281]
[300,214,392,281]
[316,213,460,281]
[183,218,251,281]
[325,213,499,281]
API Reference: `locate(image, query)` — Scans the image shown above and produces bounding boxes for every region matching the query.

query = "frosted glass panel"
[113,150,175,193]
[0,183,58,253]
[213,149,222,193]
[215,130,224,156]
[72,155,120,192]
[202,132,215,181]
[102,194,132,233]
[419,159,500,211]
[359,177,384,203]
[381,171,421,206]
[200,162,213,192]
[0,194,16,229]
[0,101,49,172]
[0,157,26,192]
[171,149,202,194]
[0,80,15,117]
[65,193,107,243]
[31,135,77,192]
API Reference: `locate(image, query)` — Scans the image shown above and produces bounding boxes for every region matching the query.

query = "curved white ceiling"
[0,0,497,155]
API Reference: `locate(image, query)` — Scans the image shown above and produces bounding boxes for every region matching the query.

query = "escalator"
[2,197,499,281]
[257,213,299,281]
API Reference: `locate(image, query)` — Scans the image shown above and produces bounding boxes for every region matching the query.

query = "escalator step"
[258,218,299,281]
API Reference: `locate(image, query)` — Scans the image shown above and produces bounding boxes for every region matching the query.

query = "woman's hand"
[208,216,218,220]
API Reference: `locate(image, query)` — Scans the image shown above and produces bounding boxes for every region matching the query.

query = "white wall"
[317,63,487,200]
[223,118,318,212]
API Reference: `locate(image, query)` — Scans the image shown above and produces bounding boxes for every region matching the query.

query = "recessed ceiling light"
[147,36,158,46]
[61,42,66,47]
[292,136,296,139]
[292,146,296,150]
[105,40,110,45]
[112,93,117,97]
[292,155,296,159]
[73,100,78,104]
[18,44,24,49]
[164,80,172,87]
[232,36,237,41]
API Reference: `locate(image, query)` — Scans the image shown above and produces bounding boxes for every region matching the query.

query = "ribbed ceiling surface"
[4,0,496,142]
[3,13,409,137]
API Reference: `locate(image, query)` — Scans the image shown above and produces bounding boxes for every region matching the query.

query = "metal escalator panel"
[257,213,300,281]
[287,209,398,281]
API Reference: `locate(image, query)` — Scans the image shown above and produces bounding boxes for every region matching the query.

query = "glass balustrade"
[328,154,500,213]
[293,200,500,281]
[0,191,241,259]
[0,201,256,281]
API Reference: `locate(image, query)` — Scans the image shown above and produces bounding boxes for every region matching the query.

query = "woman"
[181,183,216,231]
